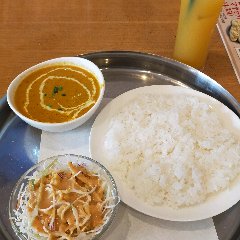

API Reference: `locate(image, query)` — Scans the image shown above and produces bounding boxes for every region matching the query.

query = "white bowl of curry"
[9,154,119,240]
[7,57,105,132]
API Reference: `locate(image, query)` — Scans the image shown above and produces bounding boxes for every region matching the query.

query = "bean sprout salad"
[9,155,119,240]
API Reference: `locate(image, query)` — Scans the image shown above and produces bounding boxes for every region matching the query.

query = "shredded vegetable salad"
[10,157,119,240]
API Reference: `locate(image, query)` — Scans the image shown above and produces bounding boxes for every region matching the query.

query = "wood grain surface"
[1,0,239,101]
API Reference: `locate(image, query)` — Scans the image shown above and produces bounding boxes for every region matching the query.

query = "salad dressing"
[26,162,105,237]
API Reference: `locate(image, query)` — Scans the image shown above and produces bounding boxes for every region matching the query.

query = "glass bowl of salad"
[9,154,119,240]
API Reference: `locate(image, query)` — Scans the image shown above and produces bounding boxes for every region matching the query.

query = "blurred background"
[0,0,238,99]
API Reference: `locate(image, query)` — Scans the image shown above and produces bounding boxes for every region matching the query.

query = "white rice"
[103,94,240,208]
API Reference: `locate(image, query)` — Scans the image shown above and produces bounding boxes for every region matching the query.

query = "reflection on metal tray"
[0,51,239,240]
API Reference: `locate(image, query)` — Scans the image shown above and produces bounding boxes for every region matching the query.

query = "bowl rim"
[9,154,119,240]
[6,57,105,127]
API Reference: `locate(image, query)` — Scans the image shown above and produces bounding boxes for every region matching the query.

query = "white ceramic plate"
[89,85,240,221]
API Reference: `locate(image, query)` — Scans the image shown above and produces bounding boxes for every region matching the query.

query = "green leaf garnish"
[52,86,63,95]
[53,86,59,94]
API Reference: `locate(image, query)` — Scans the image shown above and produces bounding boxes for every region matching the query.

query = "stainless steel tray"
[0,51,239,240]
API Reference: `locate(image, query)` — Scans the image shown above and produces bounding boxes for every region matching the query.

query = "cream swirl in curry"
[15,64,101,123]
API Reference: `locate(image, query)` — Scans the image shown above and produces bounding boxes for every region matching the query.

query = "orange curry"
[15,64,101,123]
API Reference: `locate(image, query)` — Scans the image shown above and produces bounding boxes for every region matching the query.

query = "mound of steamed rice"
[103,94,240,208]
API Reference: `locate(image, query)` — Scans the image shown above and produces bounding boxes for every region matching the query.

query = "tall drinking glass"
[173,0,224,69]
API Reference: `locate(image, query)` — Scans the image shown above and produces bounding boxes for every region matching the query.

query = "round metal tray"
[0,51,239,240]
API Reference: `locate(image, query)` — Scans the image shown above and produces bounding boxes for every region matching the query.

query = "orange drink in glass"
[173,0,224,69]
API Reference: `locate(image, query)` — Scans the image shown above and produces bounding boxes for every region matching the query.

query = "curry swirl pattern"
[15,64,101,123]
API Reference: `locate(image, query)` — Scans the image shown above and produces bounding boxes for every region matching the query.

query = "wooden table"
[1,0,239,101]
